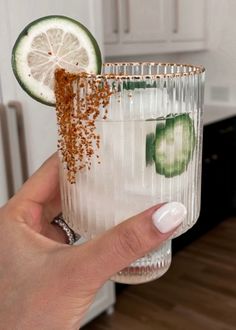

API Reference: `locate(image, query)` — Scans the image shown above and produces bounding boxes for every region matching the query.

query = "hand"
[0,154,186,330]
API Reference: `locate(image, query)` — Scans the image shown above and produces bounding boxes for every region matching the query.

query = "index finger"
[14,152,60,206]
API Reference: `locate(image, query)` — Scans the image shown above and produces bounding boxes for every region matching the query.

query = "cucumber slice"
[146,132,155,166]
[123,81,158,90]
[146,119,166,167]
[12,15,102,106]
[154,114,195,177]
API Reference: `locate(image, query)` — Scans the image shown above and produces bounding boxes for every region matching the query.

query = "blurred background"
[0,0,235,329]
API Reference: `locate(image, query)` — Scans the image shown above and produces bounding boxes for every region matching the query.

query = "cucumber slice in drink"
[123,81,157,90]
[12,15,102,106]
[146,132,155,166]
[154,114,195,177]
[145,114,195,177]
[146,119,166,167]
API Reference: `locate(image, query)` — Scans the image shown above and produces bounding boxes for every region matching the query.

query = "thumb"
[72,202,186,286]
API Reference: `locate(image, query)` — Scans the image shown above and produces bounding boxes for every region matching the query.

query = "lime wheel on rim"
[12,15,102,106]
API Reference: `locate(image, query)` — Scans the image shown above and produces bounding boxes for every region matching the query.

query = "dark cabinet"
[173,116,236,252]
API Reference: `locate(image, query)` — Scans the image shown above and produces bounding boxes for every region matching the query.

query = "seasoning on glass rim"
[55,68,111,183]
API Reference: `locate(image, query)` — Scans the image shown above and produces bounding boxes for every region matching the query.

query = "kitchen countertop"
[203,105,236,125]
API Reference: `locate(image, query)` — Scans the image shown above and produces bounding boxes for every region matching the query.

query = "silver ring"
[52,214,80,245]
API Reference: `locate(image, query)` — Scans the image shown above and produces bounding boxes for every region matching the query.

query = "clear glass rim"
[95,62,205,80]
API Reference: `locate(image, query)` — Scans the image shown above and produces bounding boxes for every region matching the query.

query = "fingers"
[71,202,186,286]
[16,153,59,203]
[12,153,61,219]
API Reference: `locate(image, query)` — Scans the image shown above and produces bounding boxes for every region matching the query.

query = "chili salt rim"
[55,69,111,184]
[54,62,205,82]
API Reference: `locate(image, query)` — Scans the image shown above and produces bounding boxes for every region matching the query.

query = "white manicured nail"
[152,202,187,233]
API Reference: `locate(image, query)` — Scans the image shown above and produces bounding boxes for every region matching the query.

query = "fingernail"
[152,202,187,233]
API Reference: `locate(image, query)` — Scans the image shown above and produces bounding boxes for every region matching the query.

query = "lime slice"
[12,15,102,106]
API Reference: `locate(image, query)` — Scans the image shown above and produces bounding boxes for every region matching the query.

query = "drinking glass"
[56,62,205,284]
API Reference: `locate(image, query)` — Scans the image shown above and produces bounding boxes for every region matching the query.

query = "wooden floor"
[83,217,236,330]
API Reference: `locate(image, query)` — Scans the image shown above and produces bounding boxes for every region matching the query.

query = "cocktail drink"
[55,62,205,284]
[10,15,205,284]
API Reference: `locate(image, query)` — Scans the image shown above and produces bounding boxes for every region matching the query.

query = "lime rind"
[12,15,102,106]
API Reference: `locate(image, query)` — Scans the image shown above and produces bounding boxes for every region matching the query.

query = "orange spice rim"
[92,62,206,80]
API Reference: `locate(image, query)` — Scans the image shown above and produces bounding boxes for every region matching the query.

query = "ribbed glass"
[58,62,205,284]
